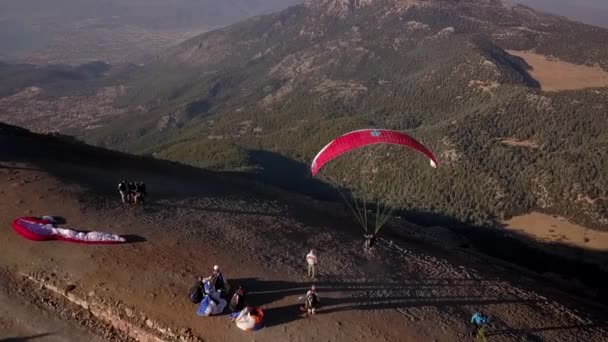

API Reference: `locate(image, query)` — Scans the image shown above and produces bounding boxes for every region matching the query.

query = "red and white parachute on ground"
[12,217,126,244]
[311,129,437,176]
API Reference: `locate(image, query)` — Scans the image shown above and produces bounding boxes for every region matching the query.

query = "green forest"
[49,1,608,230]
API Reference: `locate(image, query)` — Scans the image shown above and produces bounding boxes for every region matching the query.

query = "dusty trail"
[1,158,607,342]
[0,282,107,342]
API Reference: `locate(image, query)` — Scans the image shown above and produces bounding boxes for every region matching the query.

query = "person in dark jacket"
[134,181,147,204]
[118,180,128,203]
[229,285,246,313]
[127,182,137,203]
[212,265,225,293]
[364,233,377,252]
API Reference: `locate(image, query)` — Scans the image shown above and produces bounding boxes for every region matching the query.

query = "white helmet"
[213,265,220,271]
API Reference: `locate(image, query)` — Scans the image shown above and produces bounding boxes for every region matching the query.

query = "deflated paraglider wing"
[311,129,438,176]
[12,217,126,244]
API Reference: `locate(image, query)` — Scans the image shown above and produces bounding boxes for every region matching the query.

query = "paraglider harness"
[190,276,225,304]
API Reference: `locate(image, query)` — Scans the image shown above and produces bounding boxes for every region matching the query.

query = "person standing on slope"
[139,181,147,201]
[470,310,489,338]
[127,181,137,203]
[118,180,128,203]
[134,181,147,204]
[306,249,318,278]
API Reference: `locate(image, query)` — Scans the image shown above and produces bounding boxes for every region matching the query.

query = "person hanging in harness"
[118,180,128,203]
[364,233,377,252]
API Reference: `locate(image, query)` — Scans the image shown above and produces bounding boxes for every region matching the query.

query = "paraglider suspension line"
[323,171,395,235]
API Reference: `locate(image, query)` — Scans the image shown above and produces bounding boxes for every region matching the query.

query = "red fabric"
[311,129,438,175]
[12,217,125,244]
[12,217,54,241]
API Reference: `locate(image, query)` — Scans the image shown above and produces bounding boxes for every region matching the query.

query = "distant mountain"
[7,0,608,229]
[0,0,302,63]
[0,0,303,29]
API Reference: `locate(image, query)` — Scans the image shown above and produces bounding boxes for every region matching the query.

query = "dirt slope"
[0,272,109,342]
[508,50,608,91]
[1,128,607,341]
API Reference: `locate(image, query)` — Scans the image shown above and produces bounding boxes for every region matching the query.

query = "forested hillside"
[50,0,608,229]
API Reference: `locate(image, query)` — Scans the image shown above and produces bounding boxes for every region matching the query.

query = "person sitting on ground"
[118,180,128,203]
[305,285,319,315]
[306,249,318,278]
[470,310,489,337]
[229,285,246,313]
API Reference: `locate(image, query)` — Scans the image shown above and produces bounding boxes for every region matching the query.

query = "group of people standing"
[118,180,147,204]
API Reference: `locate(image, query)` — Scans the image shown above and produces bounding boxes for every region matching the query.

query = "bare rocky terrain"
[1,124,607,341]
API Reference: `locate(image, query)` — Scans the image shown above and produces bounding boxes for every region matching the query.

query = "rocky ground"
[0,157,607,342]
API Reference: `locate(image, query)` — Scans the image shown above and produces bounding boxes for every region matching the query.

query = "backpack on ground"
[189,282,204,304]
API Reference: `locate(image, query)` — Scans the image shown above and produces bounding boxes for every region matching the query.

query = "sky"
[514,0,608,28]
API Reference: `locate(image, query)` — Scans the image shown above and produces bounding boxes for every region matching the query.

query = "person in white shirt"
[306,249,317,278]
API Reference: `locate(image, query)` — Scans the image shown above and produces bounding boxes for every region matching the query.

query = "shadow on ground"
[227,277,543,329]
[0,333,53,342]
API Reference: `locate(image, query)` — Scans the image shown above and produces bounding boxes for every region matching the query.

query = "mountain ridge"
[3,0,608,231]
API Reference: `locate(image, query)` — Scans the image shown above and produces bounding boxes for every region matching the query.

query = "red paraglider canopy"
[311,129,438,176]
[12,217,126,244]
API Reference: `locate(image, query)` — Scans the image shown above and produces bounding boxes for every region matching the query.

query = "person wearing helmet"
[305,285,319,315]
[212,265,225,293]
